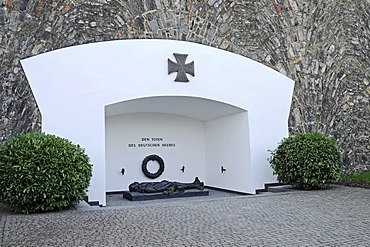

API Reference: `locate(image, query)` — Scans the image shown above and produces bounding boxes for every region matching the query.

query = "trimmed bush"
[269,132,343,190]
[0,133,92,213]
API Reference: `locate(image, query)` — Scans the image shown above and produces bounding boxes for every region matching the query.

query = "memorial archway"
[21,40,294,206]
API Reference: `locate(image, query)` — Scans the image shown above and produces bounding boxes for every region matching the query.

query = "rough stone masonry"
[0,0,369,173]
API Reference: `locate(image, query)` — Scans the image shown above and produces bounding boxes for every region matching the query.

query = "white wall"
[205,112,253,193]
[105,113,206,191]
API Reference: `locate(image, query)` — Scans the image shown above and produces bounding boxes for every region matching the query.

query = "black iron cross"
[168,53,195,82]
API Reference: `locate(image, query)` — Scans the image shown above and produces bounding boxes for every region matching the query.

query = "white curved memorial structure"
[21,40,295,206]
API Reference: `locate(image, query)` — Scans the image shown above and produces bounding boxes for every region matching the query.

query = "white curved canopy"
[105,96,246,121]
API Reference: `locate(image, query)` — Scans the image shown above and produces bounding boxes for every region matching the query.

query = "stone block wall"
[0,0,369,173]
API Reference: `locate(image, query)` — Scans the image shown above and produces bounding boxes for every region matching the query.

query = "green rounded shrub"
[0,133,92,213]
[269,132,343,190]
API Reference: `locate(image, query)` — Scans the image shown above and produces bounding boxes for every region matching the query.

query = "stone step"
[267,185,295,193]
[256,191,275,195]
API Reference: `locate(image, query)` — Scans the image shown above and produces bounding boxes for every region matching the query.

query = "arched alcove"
[105,96,251,193]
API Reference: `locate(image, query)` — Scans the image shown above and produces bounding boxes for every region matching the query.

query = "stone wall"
[0,0,369,173]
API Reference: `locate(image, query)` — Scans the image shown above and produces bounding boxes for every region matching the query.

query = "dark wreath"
[141,154,165,179]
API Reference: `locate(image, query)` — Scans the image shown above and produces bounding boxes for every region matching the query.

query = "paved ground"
[1,186,370,246]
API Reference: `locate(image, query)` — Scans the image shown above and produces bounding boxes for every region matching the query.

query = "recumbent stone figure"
[129,177,204,194]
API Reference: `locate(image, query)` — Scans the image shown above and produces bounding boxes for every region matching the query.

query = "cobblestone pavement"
[1,186,370,246]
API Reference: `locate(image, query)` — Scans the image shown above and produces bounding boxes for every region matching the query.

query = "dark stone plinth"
[123,189,209,201]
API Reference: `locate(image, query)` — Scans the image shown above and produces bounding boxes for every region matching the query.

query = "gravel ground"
[1,186,370,246]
